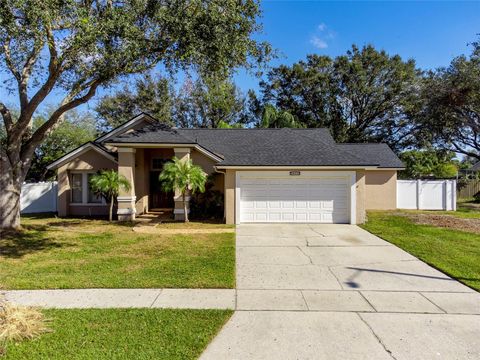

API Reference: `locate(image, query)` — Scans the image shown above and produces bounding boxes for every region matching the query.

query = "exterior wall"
[365,170,397,210]
[224,170,236,224]
[355,170,366,224]
[134,148,148,214]
[191,149,223,191]
[57,149,116,217]
[117,148,137,220]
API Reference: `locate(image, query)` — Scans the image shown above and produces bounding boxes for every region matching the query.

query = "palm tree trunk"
[109,196,114,222]
[183,192,189,223]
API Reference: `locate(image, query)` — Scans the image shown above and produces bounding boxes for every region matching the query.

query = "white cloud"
[310,23,336,49]
[310,36,328,49]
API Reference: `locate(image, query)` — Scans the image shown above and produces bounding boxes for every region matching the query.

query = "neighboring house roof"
[471,162,480,171]
[106,121,403,168]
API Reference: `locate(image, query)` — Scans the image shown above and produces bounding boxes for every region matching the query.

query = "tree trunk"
[0,151,26,230]
[183,192,189,223]
[109,196,114,222]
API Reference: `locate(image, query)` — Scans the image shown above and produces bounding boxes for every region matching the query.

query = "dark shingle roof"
[337,143,404,168]
[472,162,480,171]
[106,124,403,168]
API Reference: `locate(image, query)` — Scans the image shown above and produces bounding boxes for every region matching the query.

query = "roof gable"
[46,142,117,170]
[95,112,157,143]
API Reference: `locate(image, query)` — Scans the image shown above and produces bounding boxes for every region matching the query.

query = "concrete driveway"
[201,224,480,360]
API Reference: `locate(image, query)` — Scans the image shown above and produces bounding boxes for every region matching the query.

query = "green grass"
[398,201,480,219]
[0,216,235,289]
[361,211,480,291]
[3,308,232,360]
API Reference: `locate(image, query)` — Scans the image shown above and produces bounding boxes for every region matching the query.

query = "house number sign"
[289,171,301,176]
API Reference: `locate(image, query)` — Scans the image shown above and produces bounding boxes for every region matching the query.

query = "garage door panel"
[239,173,352,224]
[282,213,295,221]
[295,201,308,209]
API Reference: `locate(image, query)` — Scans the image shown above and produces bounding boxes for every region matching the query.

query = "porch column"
[117,147,136,221]
[173,147,190,221]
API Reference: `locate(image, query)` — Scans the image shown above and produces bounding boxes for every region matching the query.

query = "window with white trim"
[70,172,104,204]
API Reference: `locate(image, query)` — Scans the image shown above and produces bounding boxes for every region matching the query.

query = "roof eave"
[107,142,224,162]
[214,165,382,170]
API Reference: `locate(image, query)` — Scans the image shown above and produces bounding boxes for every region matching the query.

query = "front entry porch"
[115,145,223,222]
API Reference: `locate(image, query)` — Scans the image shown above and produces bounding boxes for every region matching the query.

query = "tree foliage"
[173,75,248,128]
[95,74,173,132]
[415,39,480,160]
[89,170,131,222]
[0,0,270,229]
[159,157,207,222]
[27,110,97,181]
[399,150,458,179]
[259,45,418,150]
[259,104,302,128]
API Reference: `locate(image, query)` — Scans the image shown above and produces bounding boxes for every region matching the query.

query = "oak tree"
[0,0,270,229]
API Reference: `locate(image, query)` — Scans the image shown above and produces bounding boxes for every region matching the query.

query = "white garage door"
[237,171,354,224]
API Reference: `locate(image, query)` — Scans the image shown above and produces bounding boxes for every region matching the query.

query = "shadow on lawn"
[0,225,66,259]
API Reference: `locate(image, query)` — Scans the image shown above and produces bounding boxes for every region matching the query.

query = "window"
[87,174,102,203]
[71,173,104,204]
[152,158,166,170]
[71,174,83,203]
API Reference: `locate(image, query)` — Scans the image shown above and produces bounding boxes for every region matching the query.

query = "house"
[47,113,404,224]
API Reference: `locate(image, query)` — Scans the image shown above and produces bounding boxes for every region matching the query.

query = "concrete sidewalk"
[4,288,479,314]
[2,289,236,309]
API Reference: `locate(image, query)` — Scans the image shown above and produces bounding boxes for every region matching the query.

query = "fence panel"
[20,182,58,213]
[397,180,456,211]
[457,180,480,199]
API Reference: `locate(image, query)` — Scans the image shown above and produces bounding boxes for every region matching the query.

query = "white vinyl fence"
[20,182,58,213]
[397,180,456,211]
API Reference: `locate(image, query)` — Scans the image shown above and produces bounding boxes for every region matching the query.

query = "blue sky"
[1,1,479,111]
[234,0,480,92]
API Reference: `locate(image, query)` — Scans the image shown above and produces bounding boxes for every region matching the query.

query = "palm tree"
[89,170,131,222]
[159,157,207,222]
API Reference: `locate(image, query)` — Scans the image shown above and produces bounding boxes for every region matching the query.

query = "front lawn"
[3,308,232,360]
[361,211,480,291]
[0,216,235,289]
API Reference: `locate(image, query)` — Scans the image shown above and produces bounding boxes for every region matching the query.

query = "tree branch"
[2,38,21,82]
[21,80,102,162]
[13,25,62,142]
[0,102,14,132]
[18,38,45,109]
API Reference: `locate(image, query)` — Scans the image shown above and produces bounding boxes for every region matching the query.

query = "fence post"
[452,180,457,211]
[443,180,448,210]
[416,179,421,210]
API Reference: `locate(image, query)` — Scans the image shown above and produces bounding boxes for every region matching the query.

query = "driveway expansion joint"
[149,289,163,308]
[357,313,399,360]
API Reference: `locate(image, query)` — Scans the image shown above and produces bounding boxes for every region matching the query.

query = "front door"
[149,171,174,209]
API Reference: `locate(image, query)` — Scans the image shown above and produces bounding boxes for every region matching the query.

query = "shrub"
[190,174,224,220]
[0,301,51,355]
[474,191,480,203]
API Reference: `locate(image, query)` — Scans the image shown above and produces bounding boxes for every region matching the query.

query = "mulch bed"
[405,213,480,234]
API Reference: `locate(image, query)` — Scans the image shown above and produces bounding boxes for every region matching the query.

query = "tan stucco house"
[47,113,404,224]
